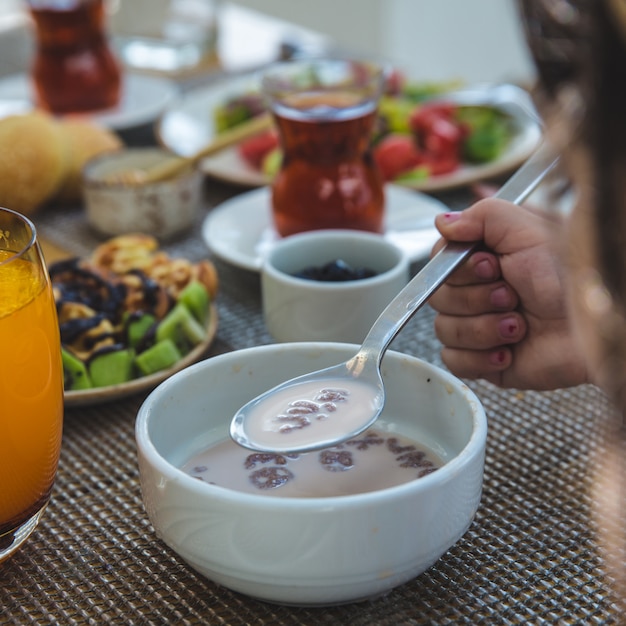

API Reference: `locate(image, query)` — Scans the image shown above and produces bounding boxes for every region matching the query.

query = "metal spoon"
[230,142,560,454]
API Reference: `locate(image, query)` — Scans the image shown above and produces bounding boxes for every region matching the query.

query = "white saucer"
[0,72,178,131]
[202,185,448,272]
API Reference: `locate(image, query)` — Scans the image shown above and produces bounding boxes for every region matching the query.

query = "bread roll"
[0,111,67,215]
[54,118,122,202]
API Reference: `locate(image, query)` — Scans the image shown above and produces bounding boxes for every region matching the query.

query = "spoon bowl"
[230,350,386,453]
[231,142,560,454]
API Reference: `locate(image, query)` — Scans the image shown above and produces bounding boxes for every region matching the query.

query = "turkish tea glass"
[27,0,121,113]
[262,58,388,237]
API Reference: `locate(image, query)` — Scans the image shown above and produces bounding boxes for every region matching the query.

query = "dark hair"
[519,4,626,602]
[519,0,626,316]
[518,0,590,97]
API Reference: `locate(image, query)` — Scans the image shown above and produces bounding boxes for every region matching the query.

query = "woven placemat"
[1,194,622,624]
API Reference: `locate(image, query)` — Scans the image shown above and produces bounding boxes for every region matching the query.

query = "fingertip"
[488,347,513,369]
[490,284,516,309]
[497,315,526,342]
[440,346,513,385]
[441,211,462,223]
[434,203,489,243]
[434,211,461,236]
[470,252,499,281]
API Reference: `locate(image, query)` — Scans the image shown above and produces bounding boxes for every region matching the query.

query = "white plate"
[0,72,178,131]
[64,303,218,408]
[202,185,447,272]
[157,78,542,191]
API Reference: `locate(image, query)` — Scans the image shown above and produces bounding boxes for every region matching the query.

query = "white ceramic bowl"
[83,147,202,240]
[262,230,410,343]
[136,343,487,606]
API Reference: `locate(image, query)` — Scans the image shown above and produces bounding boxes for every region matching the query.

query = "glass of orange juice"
[0,207,63,562]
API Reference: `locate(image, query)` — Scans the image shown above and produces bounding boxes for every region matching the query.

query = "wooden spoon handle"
[193,111,273,161]
[145,112,274,184]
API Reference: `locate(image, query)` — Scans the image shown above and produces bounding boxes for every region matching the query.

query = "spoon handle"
[112,113,274,185]
[358,142,561,363]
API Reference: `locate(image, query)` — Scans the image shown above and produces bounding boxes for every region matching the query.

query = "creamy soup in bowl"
[135,342,487,606]
[182,427,442,498]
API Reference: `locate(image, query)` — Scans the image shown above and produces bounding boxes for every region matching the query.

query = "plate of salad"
[156,72,542,192]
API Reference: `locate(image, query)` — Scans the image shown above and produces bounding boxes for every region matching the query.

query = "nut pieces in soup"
[183,429,441,497]
[50,234,218,391]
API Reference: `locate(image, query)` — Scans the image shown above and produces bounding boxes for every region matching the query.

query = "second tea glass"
[27,0,122,114]
[262,59,388,237]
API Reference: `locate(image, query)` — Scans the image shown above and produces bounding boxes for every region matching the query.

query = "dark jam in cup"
[293,259,377,281]
[28,0,121,114]
[264,62,386,238]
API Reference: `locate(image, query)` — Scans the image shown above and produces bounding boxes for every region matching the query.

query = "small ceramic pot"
[262,229,410,343]
[83,147,202,240]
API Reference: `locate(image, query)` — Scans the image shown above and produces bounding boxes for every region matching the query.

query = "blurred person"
[429,0,626,604]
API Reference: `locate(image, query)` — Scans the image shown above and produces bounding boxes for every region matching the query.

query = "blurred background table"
[0,1,624,624]
[0,0,536,85]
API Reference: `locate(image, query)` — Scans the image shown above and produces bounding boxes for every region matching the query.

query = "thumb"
[434,198,543,253]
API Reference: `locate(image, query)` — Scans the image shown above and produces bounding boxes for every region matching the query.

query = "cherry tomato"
[408,101,466,172]
[422,116,464,159]
[373,134,423,181]
[408,102,456,134]
[237,130,279,169]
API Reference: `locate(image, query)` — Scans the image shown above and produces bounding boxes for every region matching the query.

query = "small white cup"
[262,230,410,343]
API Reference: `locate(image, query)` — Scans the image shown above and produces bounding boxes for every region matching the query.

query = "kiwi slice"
[61,347,92,391]
[178,281,210,326]
[126,312,157,349]
[88,345,135,387]
[135,339,182,376]
[156,303,207,355]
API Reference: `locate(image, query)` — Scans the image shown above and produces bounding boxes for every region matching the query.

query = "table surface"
[1,74,624,626]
